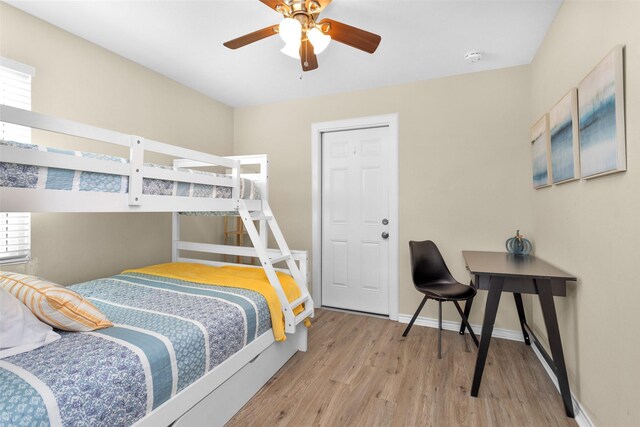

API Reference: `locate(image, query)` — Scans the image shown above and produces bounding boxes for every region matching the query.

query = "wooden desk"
[462,251,576,418]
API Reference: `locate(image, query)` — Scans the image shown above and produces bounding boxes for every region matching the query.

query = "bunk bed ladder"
[237,200,314,335]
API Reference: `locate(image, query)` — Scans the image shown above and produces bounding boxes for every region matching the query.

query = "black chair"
[402,240,479,358]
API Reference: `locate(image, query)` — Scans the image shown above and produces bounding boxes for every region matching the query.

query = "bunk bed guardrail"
[0,105,265,212]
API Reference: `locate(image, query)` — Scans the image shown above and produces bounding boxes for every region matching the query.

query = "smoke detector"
[464,51,482,64]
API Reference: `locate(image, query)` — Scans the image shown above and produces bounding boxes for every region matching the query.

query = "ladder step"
[251,213,273,221]
[290,295,309,309]
[295,306,314,324]
[269,253,292,264]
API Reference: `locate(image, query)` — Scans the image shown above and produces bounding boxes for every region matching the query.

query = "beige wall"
[234,66,534,331]
[529,2,640,425]
[0,4,232,284]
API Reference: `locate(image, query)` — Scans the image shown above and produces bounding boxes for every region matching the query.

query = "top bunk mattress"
[0,140,261,200]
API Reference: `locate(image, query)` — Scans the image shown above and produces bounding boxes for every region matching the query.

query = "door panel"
[329,168,348,223]
[360,241,381,292]
[360,138,380,156]
[329,140,349,158]
[330,240,348,287]
[361,167,380,224]
[321,126,389,315]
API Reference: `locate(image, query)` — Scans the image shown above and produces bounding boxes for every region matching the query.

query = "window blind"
[0,213,31,264]
[1,63,32,143]
[1,59,33,264]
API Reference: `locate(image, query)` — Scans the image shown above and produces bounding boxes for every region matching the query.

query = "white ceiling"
[8,0,562,107]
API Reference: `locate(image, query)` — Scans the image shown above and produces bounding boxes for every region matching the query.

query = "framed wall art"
[549,88,580,184]
[531,114,552,189]
[578,45,626,179]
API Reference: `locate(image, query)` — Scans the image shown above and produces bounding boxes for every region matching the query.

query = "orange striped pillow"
[0,271,112,332]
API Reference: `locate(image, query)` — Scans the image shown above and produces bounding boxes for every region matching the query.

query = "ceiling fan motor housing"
[285,0,322,33]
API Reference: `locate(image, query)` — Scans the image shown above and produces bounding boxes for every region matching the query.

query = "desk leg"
[471,276,503,397]
[535,279,575,418]
[513,293,531,345]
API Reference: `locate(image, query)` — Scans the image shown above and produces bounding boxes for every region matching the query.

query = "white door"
[321,126,390,315]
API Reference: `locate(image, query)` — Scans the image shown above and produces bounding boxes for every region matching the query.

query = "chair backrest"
[409,240,456,286]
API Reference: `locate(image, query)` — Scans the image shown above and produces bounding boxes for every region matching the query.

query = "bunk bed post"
[259,157,269,248]
[172,212,180,262]
[258,219,268,249]
[129,136,144,206]
[297,252,308,289]
[230,158,241,202]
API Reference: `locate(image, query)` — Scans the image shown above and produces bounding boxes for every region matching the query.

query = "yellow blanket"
[124,262,308,341]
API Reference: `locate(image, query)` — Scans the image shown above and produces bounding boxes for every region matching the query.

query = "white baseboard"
[397,313,525,342]
[398,313,593,427]
[529,343,594,427]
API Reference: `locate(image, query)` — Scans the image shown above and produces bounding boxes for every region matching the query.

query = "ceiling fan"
[223,0,382,72]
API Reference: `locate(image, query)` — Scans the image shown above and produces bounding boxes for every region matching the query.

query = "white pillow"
[0,287,60,358]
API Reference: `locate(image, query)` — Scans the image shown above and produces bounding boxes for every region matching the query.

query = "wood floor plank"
[228,309,577,427]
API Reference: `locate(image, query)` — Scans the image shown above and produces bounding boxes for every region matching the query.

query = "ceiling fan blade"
[223,25,279,49]
[259,0,289,14]
[300,39,318,72]
[318,18,381,54]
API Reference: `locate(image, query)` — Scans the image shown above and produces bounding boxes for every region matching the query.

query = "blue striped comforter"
[0,272,271,426]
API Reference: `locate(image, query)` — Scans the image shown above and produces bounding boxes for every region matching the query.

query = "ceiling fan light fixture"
[281,41,301,59]
[278,18,302,45]
[307,27,331,54]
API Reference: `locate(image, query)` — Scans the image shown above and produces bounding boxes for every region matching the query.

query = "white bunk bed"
[0,105,314,427]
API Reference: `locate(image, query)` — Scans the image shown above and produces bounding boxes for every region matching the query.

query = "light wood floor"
[228,309,577,427]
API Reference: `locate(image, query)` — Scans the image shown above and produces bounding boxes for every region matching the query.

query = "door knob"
[382,218,389,225]
[381,232,389,239]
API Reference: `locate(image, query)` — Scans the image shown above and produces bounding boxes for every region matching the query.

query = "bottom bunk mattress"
[0,267,276,427]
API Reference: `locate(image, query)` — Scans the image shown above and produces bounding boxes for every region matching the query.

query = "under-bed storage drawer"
[172,329,304,427]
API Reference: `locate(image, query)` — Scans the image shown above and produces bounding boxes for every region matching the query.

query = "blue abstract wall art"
[531,114,551,189]
[578,45,626,178]
[549,88,580,184]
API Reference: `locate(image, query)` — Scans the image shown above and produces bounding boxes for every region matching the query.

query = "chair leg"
[459,295,474,335]
[402,295,429,337]
[454,300,479,347]
[438,300,443,359]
